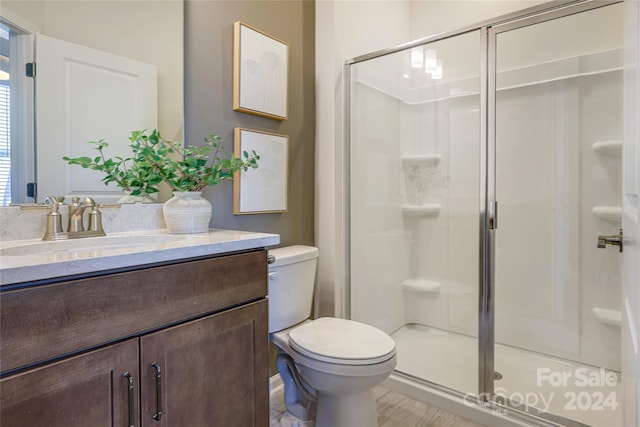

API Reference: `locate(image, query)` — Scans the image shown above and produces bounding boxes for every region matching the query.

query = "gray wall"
[184,0,315,247]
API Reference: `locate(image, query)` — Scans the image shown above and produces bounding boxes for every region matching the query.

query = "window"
[0,17,35,206]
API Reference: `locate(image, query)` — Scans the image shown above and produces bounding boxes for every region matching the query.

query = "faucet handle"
[87,204,106,236]
[42,202,65,240]
[45,195,66,205]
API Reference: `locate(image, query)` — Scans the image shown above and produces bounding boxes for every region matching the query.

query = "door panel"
[140,300,269,427]
[492,3,624,425]
[348,30,482,395]
[0,339,139,427]
[35,33,157,202]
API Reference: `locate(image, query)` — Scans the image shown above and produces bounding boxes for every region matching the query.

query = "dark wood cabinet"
[141,300,268,427]
[0,250,269,427]
[1,339,139,427]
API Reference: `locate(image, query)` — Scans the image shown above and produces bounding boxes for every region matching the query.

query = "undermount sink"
[0,235,185,257]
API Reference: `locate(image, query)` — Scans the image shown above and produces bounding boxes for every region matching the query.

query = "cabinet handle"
[123,372,135,427]
[151,362,163,421]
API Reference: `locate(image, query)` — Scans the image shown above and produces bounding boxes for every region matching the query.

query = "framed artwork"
[233,128,288,214]
[233,21,289,121]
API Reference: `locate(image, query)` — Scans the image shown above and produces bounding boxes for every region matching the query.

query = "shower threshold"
[391,324,622,427]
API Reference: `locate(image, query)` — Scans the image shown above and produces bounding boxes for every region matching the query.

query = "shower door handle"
[489,201,498,229]
[597,229,623,253]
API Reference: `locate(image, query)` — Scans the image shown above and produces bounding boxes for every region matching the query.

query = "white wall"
[494,65,623,370]
[409,0,544,39]
[315,0,410,318]
[349,80,407,332]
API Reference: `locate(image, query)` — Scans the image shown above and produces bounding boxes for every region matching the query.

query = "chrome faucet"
[42,196,106,241]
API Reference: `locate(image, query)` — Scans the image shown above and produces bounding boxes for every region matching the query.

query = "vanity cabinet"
[0,250,269,427]
[141,300,267,426]
[1,339,139,427]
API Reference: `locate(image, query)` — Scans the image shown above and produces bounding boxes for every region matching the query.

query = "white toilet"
[268,245,397,427]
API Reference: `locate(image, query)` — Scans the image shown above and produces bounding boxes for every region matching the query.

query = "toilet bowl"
[268,246,397,427]
[272,319,397,427]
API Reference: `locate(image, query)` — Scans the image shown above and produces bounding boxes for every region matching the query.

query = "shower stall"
[346,1,624,426]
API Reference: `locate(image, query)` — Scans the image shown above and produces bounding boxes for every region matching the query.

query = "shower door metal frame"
[344,1,622,426]
[486,1,621,425]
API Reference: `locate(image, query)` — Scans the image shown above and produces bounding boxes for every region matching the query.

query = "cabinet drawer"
[1,250,267,374]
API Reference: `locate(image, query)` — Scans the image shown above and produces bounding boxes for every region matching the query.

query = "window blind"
[0,83,10,205]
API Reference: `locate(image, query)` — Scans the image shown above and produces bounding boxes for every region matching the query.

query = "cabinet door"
[0,339,139,427]
[140,300,268,427]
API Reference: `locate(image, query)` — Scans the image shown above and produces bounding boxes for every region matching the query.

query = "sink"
[0,235,185,257]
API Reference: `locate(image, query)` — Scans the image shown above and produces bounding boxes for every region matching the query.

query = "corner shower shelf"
[401,154,442,167]
[592,307,622,327]
[402,203,441,217]
[401,278,441,294]
[591,140,622,156]
[592,206,622,222]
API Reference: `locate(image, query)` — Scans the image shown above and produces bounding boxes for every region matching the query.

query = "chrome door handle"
[597,229,623,253]
[124,372,135,427]
[151,362,163,421]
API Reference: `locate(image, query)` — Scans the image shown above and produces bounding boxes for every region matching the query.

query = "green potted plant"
[129,129,259,233]
[63,139,162,203]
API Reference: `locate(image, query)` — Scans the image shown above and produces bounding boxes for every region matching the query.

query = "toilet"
[268,245,397,427]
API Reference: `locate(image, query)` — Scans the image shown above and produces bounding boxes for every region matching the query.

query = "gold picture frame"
[233,21,289,121]
[233,128,288,214]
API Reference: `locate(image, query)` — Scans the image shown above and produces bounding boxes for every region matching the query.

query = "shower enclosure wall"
[347,2,624,426]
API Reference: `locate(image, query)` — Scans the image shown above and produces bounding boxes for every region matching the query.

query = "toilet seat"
[288,318,396,365]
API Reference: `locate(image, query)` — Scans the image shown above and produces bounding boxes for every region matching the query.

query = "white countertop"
[0,229,280,286]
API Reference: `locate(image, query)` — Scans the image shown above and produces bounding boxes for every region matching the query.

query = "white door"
[622,0,640,425]
[35,33,157,203]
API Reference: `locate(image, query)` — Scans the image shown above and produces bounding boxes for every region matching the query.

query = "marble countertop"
[0,229,280,286]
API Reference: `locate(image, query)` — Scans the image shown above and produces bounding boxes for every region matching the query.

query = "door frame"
[0,11,36,204]
[621,0,640,425]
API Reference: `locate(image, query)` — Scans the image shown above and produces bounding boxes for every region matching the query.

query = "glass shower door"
[349,30,482,395]
[491,3,624,425]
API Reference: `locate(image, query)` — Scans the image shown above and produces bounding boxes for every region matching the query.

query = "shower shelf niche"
[591,140,622,156]
[402,203,441,217]
[401,154,442,167]
[592,206,622,222]
[401,278,441,294]
[401,155,442,208]
[592,307,622,328]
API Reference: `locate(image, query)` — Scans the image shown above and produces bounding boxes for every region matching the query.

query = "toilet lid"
[288,318,396,365]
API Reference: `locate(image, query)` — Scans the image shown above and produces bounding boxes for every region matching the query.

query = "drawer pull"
[151,362,163,421]
[124,372,135,427]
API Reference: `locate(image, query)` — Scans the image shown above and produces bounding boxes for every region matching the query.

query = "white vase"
[163,191,212,234]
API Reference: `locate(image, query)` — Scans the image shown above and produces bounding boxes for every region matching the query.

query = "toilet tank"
[268,245,319,333]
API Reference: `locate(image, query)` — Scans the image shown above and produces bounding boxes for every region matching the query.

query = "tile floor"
[270,385,487,427]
